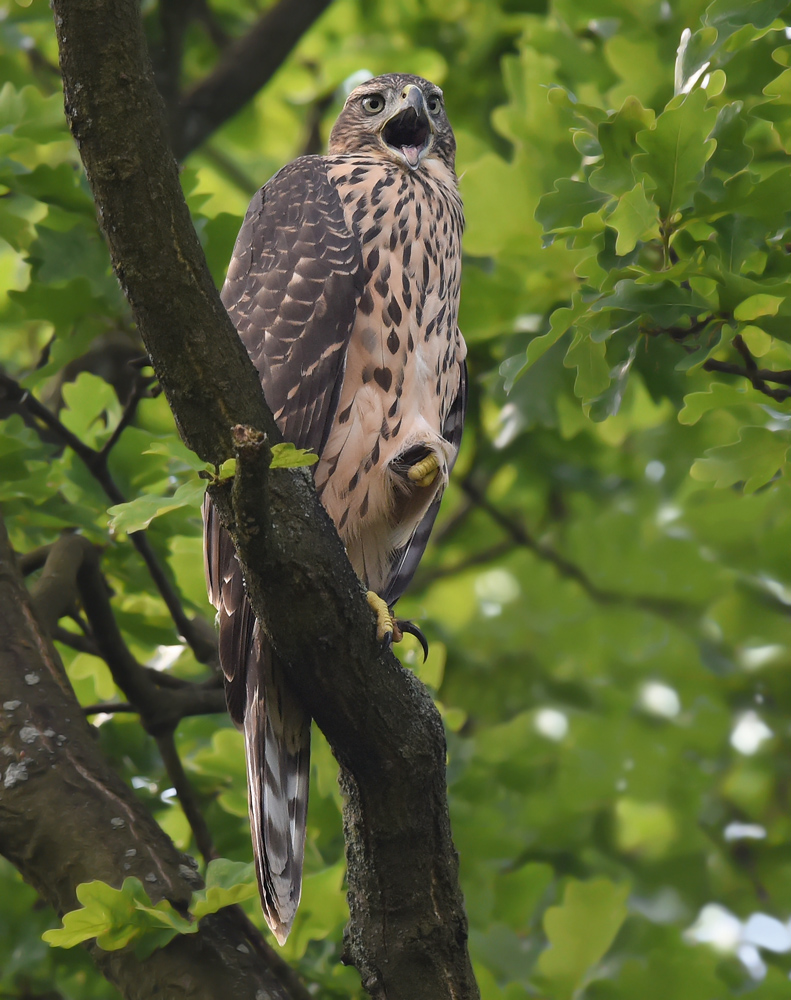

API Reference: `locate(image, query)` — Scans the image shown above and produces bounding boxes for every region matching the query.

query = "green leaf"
[704,0,788,33]
[674,26,718,97]
[535,179,608,242]
[537,878,629,1000]
[27,223,113,296]
[678,382,752,425]
[633,89,718,219]
[739,324,772,356]
[190,859,257,919]
[0,82,65,147]
[590,97,656,197]
[690,426,791,492]
[607,183,660,255]
[603,279,709,328]
[42,878,191,957]
[270,442,318,469]
[108,479,206,533]
[733,294,784,321]
[564,332,611,404]
[461,152,539,257]
[60,373,122,450]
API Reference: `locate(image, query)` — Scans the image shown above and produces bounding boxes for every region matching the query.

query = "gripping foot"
[407,453,440,488]
[366,591,429,661]
[367,591,395,645]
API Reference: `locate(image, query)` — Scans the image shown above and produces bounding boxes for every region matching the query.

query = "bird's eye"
[361,94,386,115]
[426,94,442,115]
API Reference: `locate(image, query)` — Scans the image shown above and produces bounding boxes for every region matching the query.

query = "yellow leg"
[408,453,440,488]
[367,591,394,643]
[366,592,428,658]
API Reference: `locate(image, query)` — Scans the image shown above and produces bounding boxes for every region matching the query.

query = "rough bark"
[0,513,291,1000]
[48,2,479,997]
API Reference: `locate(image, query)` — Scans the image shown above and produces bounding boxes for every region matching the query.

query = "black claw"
[397,620,429,662]
[381,629,394,652]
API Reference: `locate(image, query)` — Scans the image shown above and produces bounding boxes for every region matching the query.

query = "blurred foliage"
[3,0,791,996]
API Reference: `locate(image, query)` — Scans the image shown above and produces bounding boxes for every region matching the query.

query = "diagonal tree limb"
[50,1,478,997]
[28,533,227,728]
[171,0,334,159]
[0,372,217,664]
[0,512,294,1000]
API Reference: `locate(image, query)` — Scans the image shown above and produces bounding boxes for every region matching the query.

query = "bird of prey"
[204,73,466,944]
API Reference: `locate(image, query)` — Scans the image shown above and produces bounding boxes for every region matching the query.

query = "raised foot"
[407,452,440,488]
[366,591,429,661]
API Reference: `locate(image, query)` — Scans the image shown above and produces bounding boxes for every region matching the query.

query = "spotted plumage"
[204,73,467,944]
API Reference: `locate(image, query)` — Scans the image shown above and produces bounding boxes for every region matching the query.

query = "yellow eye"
[426,94,442,115]
[362,94,386,114]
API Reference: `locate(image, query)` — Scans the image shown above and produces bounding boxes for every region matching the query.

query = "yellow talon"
[367,591,395,643]
[408,453,440,488]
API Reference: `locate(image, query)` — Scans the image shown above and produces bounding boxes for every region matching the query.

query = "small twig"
[461,479,691,619]
[703,358,791,400]
[0,372,217,663]
[84,701,136,715]
[52,624,101,656]
[33,536,227,728]
[200,143,260,195]
[99,375,152,459]
[155,731,216,862]
[703,360,791,387]
[413,540,514,590]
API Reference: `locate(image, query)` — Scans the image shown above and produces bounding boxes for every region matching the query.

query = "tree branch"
[460,478,693,620]
[29,533,227,730]
[155,730,216,862]
[0,512,294,1000]
[51,2,477,997]
[171,0,334,159]
[0,373,217,664]
[703,351,791,401]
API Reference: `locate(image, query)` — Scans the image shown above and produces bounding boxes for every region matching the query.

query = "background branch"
[0,372,217,664]
[171,0,334,158]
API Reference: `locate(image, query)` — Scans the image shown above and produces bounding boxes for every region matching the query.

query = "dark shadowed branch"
[460,478,693,620]
[0,512,296,1000]
[27,532,227,730]
[171,0,334,159]
[0,372,217,664]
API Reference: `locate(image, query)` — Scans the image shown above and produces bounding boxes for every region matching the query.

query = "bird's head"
[329,73,456,173]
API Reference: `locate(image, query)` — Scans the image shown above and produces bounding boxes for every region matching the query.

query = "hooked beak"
[381,85,433,169]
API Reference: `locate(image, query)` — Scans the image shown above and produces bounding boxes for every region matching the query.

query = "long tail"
[203,496,310,944]
[242,628,310,945]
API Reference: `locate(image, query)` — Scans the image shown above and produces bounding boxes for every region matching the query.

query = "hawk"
[204,73,466,944]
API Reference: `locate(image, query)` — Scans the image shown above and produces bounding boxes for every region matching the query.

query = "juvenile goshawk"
[204,73,466,944]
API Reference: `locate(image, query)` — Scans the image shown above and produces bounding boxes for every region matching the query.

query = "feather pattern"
[204,74,466,944]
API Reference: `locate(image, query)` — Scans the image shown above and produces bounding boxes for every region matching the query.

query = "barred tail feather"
[243,629,311,945]
[204,495,310,944]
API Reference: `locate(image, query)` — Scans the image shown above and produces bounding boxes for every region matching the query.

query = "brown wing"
[205,155,363,944]
[381,358,467,606]
[221,155,365,455]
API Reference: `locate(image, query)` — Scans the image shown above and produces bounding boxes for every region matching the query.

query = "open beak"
[381,85,432,169]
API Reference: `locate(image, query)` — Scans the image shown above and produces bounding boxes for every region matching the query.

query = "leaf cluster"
[3,0,791,998]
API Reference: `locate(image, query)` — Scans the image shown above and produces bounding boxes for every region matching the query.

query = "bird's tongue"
[402,145,421,167]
